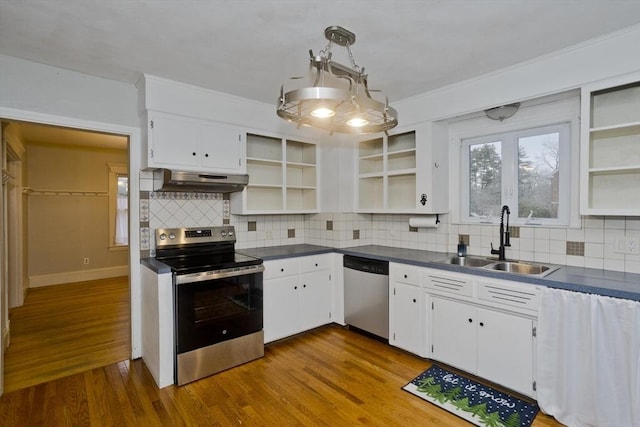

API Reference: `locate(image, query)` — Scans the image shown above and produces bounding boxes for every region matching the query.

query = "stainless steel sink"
[433,256,560,277]
[483,261,560,277]
[433,256,494,267]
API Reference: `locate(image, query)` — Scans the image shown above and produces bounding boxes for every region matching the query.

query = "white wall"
[0,55,139,127]
[395,24,640,125]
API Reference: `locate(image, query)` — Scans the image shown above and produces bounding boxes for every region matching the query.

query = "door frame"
[0,107,142,397]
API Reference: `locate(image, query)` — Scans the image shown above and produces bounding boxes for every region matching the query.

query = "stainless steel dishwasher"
[343,255,389,339]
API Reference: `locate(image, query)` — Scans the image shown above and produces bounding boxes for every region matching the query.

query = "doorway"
[1,119,133,392]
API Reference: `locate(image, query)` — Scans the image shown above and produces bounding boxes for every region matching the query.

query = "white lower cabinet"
[389,263,423,355]
[263,255,332,343]
[430,296,536,397]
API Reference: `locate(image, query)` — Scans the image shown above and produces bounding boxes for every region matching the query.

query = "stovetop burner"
[155,226,262,274]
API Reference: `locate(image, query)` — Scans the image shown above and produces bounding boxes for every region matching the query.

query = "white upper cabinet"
[356,122,448,213]
[145,111,245,174]
[580,72,640,216]
[231,132,319,214]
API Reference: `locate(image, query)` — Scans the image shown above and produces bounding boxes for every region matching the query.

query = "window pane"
[518,133,559,219]
[469,141,502,218]
[116,176,128,245]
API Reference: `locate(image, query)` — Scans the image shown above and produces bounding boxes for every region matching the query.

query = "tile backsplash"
[140,174,640,273]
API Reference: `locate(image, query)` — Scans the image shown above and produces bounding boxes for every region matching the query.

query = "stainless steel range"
[155,226,264,386]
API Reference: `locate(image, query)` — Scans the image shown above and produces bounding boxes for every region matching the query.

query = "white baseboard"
[29,266,129,288]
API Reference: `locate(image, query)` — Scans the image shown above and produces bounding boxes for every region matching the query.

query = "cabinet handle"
[479,322,484,327]
[294,286,297,290]
[315,263,318,267]
[281,268,284,272]
[303,284,307,288]
[404,274,408,279]
[468,318,473,323]
[192,152,196,156]
[205,153,209,157]
[412,298,416,303]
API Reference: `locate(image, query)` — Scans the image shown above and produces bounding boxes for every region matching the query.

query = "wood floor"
[1,278,562,426]
[2,276,130,393]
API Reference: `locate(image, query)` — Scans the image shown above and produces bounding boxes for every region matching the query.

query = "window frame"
[108,163,128,251]
[461,122,571,226]
[449,94,581,228]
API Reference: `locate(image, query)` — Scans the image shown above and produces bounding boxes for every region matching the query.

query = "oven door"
[175,265,264,355]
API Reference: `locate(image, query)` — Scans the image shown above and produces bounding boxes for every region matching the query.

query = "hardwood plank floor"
[3,276,130,393]
[1,323,563,426]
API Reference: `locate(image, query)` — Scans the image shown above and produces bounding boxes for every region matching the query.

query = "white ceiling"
[1,1,640,107]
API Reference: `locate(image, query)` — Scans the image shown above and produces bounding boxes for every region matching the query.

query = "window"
[108,163,128,249]
[461,123,570,226]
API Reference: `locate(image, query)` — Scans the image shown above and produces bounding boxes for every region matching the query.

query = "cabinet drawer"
[299,255,329,273]
[394,265,420,285]
[264,259,300,280]
[424,272,474,298]
[477,280,539,313]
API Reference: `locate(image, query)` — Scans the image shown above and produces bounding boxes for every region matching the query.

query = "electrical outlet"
[83,257,90,265]
[614,235,639,255]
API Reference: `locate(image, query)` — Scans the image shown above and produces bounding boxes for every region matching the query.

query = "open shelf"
[581,76,640,215]
[233,133,318,214]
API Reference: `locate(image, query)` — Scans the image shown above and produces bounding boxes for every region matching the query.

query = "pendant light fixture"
[277,26,398,134]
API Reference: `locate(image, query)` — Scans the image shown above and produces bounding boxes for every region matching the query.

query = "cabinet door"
[298,270,330,332]
[263,276,299,343]
[391,282,421,354]
[477,308,534,396]
[430,297,477,373]
[150,114,200,167]
[199,122,244,173]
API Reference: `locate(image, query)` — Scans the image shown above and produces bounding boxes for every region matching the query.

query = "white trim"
[0,106,142,360]
[29,266,129,288]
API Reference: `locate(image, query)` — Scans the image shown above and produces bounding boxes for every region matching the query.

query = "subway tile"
[549,228,567,241]
[584,242,604,259]
[585,228,604,243]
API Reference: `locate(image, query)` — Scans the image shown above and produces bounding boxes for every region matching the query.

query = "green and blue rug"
[403,365,538,427]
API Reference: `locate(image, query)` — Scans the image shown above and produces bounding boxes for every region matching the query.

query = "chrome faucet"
[490,205,511,261]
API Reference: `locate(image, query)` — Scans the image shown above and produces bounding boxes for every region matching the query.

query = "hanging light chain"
[345,42,361,73]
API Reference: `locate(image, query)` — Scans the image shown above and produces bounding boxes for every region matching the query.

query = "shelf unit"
[356,123,448,213]
[580,73,640,215]
[232,133,318,214]
[358,132,417,211]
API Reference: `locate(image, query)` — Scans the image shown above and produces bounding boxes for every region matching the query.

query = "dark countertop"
[142,244,640,301]
[238,244,640,301]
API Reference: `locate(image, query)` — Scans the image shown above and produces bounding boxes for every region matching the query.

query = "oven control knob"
[159,233,167,240]
[221,230,227,237]
[228,230,234,237]
[222,329,227,335]
[168,233,176,240]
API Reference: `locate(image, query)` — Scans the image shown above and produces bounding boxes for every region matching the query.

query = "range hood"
[153,169,248,193]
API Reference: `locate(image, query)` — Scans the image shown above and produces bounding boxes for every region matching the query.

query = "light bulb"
[311,107,335,118]
[347,117,369,127]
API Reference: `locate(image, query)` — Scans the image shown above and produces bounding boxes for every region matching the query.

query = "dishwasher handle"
[343,255,389,275]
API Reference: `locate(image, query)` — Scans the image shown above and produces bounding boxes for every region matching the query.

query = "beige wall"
[26,141,128,283]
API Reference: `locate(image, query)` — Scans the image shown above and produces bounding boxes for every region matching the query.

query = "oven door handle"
[175,264,265,285]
